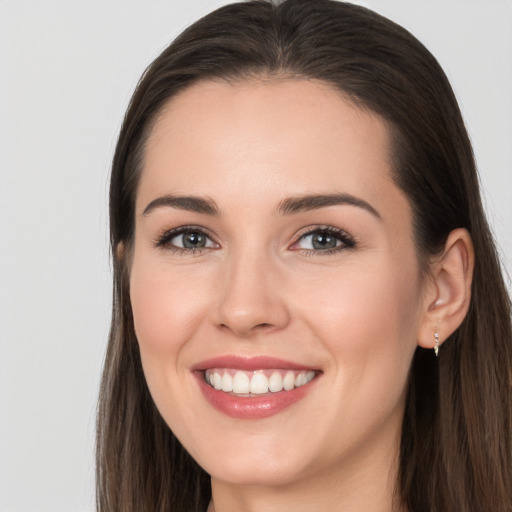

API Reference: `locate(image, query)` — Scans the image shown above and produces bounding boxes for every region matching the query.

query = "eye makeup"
[153,223,356,257]
[154,225,219,254]
[290,225,356,255]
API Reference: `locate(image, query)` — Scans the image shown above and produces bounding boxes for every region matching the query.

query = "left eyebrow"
[277,193,381,219]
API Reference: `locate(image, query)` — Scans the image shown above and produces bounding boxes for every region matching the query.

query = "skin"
[128,79,472,512]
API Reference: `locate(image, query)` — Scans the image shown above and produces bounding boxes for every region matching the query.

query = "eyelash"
[291,226,356,255]
[155,226,218,255]
[154,225,356,255]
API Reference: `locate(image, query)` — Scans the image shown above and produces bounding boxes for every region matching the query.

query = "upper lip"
[191,355,319,372]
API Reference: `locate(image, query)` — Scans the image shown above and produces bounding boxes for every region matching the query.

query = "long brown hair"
[97,1,512,511]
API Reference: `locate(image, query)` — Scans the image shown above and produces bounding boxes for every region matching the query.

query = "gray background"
[1,1,511,511]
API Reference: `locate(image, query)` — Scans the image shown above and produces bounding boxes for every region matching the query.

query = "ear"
[417,228,475,351]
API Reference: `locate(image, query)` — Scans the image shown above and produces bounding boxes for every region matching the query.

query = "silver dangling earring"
[434,330,439,357]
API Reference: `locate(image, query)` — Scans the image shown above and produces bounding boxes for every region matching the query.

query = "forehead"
[139,78,398,214]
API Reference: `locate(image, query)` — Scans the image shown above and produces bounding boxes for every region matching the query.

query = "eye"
[291,227,355,253]
[155,227,218,252]
[173,231,211,249]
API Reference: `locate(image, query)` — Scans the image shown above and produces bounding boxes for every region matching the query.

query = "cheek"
[128,255,214,394]
[130,257,206,349]
[128,256,216,434]
[301,256,422,397]
[349,267,420,343]
[304,256,420,334]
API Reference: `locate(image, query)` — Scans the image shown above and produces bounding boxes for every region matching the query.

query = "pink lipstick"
[192,356,320,420]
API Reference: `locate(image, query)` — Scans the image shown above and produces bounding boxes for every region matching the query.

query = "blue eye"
[294,227,355,253]
[156,227,218,252]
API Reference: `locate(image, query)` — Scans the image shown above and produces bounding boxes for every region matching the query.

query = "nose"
[212,248,290,338]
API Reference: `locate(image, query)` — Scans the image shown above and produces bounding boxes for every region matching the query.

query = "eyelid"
[153,224,355,255]
[289,225,356,253]
[154,225,219,251]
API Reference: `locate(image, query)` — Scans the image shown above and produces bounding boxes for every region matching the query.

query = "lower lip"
[195,372,318,420]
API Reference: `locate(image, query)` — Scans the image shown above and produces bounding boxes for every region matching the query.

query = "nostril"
[218,321,277,337]
[213,291,291,336]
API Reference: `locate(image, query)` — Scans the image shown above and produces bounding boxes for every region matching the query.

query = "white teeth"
[232,371,250,394]
[250,373,269,394]
[221,372,233,392]
[268,371,283,392]
[283,371,295,391]
[205,368,316,395]
[213,372,222,390]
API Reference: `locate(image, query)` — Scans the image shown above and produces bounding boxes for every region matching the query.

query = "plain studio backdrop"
[0,1,511,511]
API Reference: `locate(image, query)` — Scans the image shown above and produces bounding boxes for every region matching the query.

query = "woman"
[96,1,512,511]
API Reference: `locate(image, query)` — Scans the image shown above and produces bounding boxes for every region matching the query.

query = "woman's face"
[129,79,429,487]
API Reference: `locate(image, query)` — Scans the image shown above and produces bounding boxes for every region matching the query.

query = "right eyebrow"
[142,195,220,216]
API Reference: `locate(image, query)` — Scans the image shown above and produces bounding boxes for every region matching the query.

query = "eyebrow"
[142,195,220,216]
[278,193,381,219]
[142,192,381,219]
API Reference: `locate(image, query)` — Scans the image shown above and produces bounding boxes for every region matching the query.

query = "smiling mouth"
[204,368,317,396]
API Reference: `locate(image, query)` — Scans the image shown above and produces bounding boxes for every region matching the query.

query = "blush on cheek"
[130,265,211,357]
[131,282,170,351]
[326,267,419,362]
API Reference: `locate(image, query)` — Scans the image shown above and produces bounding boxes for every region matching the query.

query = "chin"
[185,429,318,487]
[206,457,308,487]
